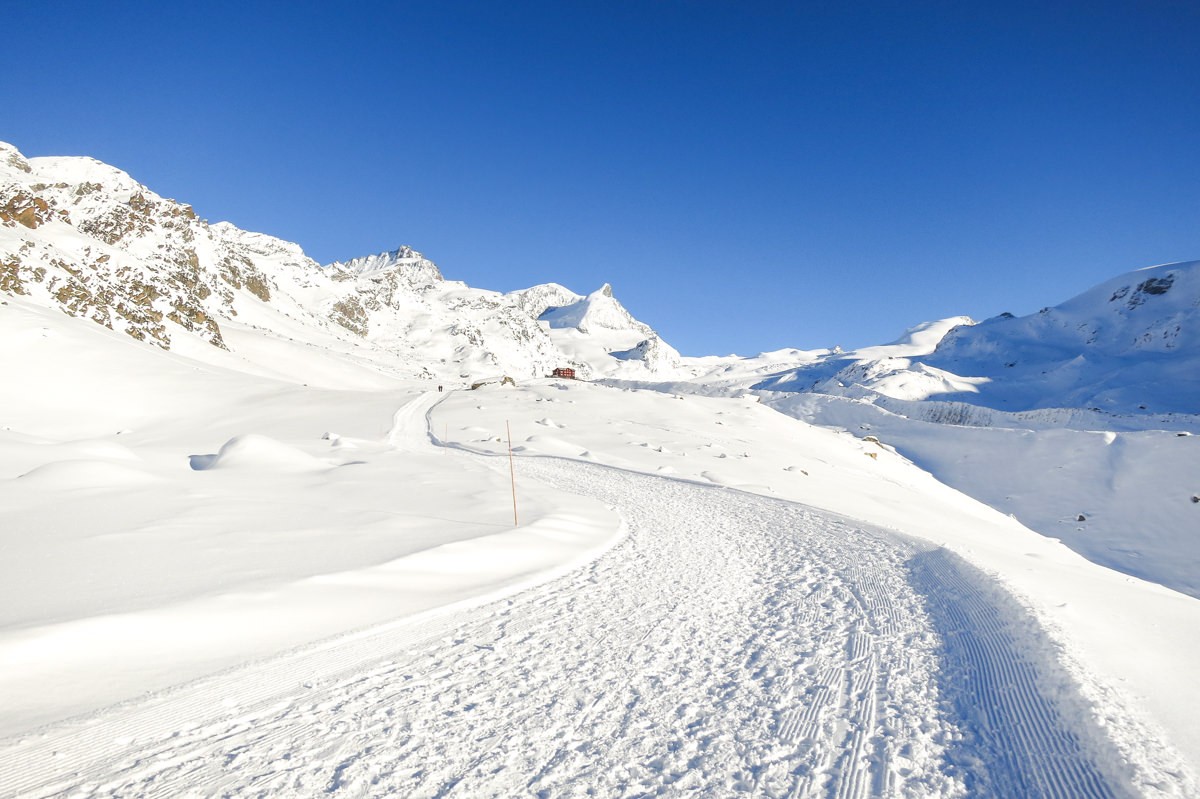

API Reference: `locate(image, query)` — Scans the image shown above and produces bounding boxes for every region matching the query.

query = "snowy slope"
[766,391,1200,599]
[2,333,1198,796]
[436,382,1200,791]
[0,297,621,735]
[924,261,1200,414]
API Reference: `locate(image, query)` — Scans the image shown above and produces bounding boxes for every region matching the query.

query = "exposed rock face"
[0,143,288,349]
[0,142,681,381]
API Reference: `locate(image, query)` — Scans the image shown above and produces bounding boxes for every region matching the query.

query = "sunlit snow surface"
[1,296,1198,797]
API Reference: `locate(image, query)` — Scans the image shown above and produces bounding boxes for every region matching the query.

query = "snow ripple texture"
[0,459,1129,798]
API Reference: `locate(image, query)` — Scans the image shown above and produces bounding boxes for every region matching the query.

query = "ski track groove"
[909,548,1127,799]
[0,443,1132,797]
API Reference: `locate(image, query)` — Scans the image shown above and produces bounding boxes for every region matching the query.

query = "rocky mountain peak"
[540,284,652,336]
[326,247,444,287]
[0,141,281,350]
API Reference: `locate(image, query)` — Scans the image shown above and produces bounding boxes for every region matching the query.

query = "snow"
[1,297,1196,794]
[2,140,1199,797]
[736,261,1200,415]
[0,302,620,735]
[0,460,1136,797]
[765,392,1200,600]
[2,349,1196,794]
[434,381,1200,780]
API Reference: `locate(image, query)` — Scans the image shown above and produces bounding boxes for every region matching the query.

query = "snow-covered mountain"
[924,262,1200,414]
[531,283,685,378]
[0,141,677,383]
[732,261,1200,417]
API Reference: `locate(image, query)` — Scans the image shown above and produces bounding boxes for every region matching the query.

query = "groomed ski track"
[0,394,1132,798]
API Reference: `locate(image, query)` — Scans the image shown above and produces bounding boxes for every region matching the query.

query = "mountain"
[0,141,677,384]
[529,283,685,378]
[725,262,1200,418]
[3,142,1200,792]
[924,262,1200,414]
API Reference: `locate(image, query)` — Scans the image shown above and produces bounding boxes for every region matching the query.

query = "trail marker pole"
[507,420,518,526]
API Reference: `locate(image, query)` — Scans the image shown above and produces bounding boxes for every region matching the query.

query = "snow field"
[766,390,1200,600]
[0,388,621,735]
[1,293,1196,795]
[0,454,1142,798]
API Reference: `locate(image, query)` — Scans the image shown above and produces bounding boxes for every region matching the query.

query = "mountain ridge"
[0,141,676,383]
[688,261,1200,417]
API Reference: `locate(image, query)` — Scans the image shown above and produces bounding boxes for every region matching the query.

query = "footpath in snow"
[0,454,1142,797]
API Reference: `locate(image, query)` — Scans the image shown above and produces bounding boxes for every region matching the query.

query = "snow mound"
[191,434,329,472]
[54,440,142,462]
[18,459,165,489]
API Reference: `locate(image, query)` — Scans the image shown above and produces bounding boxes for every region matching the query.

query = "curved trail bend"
[0,394,1129,798]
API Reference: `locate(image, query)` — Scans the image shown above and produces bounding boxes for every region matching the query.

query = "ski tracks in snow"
[0,455,1132,797]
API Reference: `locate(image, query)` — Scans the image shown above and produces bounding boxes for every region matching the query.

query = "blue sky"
[4,2,1198,355]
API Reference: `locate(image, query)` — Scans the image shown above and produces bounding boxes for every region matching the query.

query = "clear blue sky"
[4,1,1198,355]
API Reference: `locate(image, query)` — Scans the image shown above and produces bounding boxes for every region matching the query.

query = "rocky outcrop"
[0,143,284,349]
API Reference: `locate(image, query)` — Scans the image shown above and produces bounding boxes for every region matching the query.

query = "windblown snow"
[2,141,1199,798]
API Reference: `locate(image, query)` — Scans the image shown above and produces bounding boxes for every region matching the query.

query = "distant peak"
[0,141,31,174]
[540,282,652,336]
[386,245,422,260]
[326,247,443,284]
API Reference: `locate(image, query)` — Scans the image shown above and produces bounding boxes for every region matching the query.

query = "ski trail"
[0,454,1134,797]
[909,548,1131,799]
[385,390,443,449]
